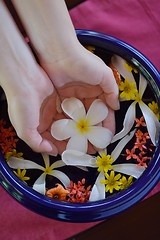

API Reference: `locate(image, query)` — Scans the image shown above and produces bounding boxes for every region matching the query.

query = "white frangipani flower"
[51,97,113,153]
[7,154,70,195]
[62,130,145,201]
[111,55,160,146]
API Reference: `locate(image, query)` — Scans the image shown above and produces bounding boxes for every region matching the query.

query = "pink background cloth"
[0,1,160,239]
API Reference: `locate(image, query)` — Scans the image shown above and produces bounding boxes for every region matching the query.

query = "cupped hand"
[40,45,119,154]
[40,45,119,132]
[6,65,59,155]
[41,44,119,111]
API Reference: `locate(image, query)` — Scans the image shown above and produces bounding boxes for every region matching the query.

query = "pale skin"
[0,0,119,155]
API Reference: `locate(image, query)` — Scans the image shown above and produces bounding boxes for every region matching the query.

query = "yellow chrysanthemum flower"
[5,149,23,161]
[13,168,30,184]
[119,79,138,100]
[148,101,160,120]
[96,153,114,172]
[119,175,133,190]
[124,62,138,73]
[100,170,122,194]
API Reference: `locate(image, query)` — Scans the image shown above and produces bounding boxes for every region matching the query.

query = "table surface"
[69,191,160,240]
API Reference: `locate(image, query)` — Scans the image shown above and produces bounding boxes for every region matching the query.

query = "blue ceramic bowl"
[0,30,160,222]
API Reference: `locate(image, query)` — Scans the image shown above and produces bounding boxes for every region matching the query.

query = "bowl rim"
[0,30,160,222]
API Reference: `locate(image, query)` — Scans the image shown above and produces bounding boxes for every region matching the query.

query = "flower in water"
[136,156,150,168]
[5,149,23,161]
[135,116,146,127]
[111,55,160,146]
[51,97,113,153]
[46,184,69,201]
[62,130,145,201]
[0,120,19,154]
[66,178,91,203]
[7,154,70,194]
[119,175,133,190]
[119,79,138,100]
[124,62,138,74]
[148,101,160,120]
[124,124,153,167]
[96,153,114,172]
[13,168,30,184]
[125,148,137,160]
[100,170,122,194]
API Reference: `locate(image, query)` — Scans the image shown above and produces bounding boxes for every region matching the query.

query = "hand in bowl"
[41,46,119,154]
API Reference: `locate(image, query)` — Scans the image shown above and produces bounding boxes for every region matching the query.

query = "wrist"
[37,36,82,64]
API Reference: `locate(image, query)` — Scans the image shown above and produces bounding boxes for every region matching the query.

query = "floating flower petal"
[89,171,105,201]
[111,102,136,142]
[139,101,160,146]
[113,164,145,179]
[62,97,86,121]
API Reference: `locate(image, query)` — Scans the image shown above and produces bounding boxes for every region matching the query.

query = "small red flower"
[136,155,151,168]
[134,138,147,151]
[0,119,19,154]
[66,178,91,203]
[135,116,146,127]
[125,148,137,160]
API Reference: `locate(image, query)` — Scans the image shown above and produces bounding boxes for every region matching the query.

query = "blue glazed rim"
[0,30,160,223]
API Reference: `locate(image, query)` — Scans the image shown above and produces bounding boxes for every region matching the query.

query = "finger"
[103,107,115,135]
[18,129,58,155]
[42,131,67,155]
[100,67,120,110]
[38,92,57,133]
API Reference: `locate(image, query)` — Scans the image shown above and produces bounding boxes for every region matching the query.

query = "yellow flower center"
[76,118,90,134]
[96,154,114,172]
[134,93,142,102]
[124,84,132,93]
[44,165,53,175]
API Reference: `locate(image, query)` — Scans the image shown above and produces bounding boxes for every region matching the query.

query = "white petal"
[42,153,50,168]
[62,97,86,121]
[98,148,107,156]
[139,101,160,146]
[8,157,44,171]
[111,55,136,82]
[113,164,145,179]
[50,170,70,187]
[112,101,136,142]
[86,99,108,125]
[87,126,113,148]
[76,166,89,171]
[33,173,46,194]
[51,119,76,140]
[89,171,106,201]
[111,130,136,162]
[66,134,88,153]
[139,74,147,98]
[51,160,66,169]
[62,150,97,167]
